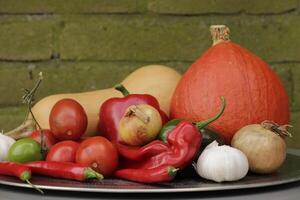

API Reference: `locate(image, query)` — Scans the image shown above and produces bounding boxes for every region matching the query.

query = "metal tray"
[0,152,299,193]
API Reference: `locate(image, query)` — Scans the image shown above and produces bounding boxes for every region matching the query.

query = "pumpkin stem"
[261,120,292,138]
[210,25,230,46]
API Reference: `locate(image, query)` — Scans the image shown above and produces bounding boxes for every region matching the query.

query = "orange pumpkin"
[171,25,289,143]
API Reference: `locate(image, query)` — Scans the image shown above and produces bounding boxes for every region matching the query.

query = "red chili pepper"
[115,165,178,183]
[25,161,103,181]
[115,97,226,183]
[116,122,202,171]
[0,162,43,194]
[0,162,31,182]
[98,84,168,143]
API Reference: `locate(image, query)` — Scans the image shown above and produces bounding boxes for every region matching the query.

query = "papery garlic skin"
[0,134,15,161]
[195,141,249,182]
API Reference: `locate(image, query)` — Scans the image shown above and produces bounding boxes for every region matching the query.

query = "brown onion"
[231,121,291,174]
[118,104,162,146]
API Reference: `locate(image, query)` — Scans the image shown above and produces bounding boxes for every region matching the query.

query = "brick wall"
[0,0,299,147]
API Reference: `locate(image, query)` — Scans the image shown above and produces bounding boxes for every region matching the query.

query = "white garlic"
[0,133,15,161]
[194,140,249,182]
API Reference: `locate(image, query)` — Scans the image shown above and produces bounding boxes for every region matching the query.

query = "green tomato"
[8,138,43,163]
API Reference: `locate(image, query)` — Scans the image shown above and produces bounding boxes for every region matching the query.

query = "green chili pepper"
[159,119,222,146]
[158,119,181,143]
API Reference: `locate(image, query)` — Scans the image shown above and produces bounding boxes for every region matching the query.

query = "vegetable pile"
[0,25,293,192]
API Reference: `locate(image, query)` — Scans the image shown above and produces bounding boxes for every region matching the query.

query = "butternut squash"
[6,65,181,138]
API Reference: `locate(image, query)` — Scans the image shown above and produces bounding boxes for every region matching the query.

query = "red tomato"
[49,98,87,141]
[46,140,79,162]
[29,129,57,150]
[75,136,118,177]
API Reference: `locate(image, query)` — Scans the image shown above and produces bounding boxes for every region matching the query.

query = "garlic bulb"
[194,141,249,182]
[0,133,16,161]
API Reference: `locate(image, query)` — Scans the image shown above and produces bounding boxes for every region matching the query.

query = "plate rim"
[0,151,300,193]
[0,176,300,193]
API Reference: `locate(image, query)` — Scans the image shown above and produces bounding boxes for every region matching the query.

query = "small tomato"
[29,129,57,151]
[75,136,118,177]
[46,140,79,163]
[49,98,87,141]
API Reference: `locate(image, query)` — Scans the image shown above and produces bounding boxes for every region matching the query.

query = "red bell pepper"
[98,84,168,143]
[115,97,226,183]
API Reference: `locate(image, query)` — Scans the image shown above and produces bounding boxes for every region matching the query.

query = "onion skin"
[231,124,286,174]
[118,104,162,146]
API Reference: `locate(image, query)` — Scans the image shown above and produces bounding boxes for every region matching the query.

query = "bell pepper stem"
[195,96,226,130]
[114,84,130,97]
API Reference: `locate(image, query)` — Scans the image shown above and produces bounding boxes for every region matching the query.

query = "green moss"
[59,15,300,63]
[148,0,244,14]
[286,112,300,148]
[148,0,297,14]
[291,65,300,111]
[0,16,57,61]
[0,0,140,14]
[245,0,298,14]
[0,106,27,132]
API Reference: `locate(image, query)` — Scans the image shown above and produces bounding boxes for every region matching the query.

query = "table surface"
[0,149,299,200]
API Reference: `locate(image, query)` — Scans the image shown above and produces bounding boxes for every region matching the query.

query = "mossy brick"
[0,0,140,14]
[245,0,298,14]
[54,0,140,14]
[59,15,211,61]
[230,16,300,63]
[59,15,300,63]
[0,16,55,61]
[148,0,245,14]
[0,61,186,106]
[0,106,27,132]
[292,64,300,111]
[0,0,52,13]
[148,0,298,15]
[286,112,300,148]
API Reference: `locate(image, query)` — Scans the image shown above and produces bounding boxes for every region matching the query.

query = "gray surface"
[0,149,299,199]
[0,179,299,200]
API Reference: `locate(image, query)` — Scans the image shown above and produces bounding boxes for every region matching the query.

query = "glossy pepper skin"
[157,119,181,142]
[25,161,103,181]
[117,121,202,170]
[98,84,168,143]
[115,165,178,183]
[0,162,44,194]
[115,97,225,183]
[158,119,222,147]
[0,162,31,182]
